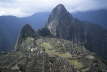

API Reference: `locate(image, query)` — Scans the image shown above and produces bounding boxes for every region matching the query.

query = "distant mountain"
[72,10,107,28]
[0,12,49,51]
[0,27,9,51]
[46,4,107,59]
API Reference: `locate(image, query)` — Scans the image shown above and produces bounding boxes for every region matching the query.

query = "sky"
[0,0,107,17]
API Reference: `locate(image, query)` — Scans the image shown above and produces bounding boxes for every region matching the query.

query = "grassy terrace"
[37,40,86,70]
[35,38,102,71]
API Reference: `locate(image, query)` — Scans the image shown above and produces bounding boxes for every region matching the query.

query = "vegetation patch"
[68,59,84,69]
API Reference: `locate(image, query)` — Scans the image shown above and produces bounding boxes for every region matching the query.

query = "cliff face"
[46,4,107,59]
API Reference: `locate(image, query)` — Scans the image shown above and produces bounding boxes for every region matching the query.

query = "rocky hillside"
[0,23,107,72]
[46,4,107,59]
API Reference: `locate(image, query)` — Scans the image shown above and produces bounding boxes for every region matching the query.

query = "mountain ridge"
[0,9,107,51]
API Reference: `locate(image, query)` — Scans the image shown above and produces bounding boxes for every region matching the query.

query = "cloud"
[0,0,107,17]
[0,7,28,16]
[0,0,16,3]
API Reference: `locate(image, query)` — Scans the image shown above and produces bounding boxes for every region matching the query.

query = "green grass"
[40,42,72,58]
[37,39,86,70]
[69,59,84,69]
[40,42,52,49]
[68,59,84,69]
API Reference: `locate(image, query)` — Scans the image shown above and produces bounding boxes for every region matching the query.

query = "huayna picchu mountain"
[0,4,107,72]
[46,4,107,59]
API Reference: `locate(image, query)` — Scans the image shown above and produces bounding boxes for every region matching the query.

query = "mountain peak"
[52,4,68,16]
[48,4,69,24]
[47,4,72,36]
[23,24,31,29]
[54,4,66,12]
[20,24,36,38]
[15,24,36,51]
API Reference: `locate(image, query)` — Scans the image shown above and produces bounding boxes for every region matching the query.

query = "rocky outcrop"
[15,24,38,51]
